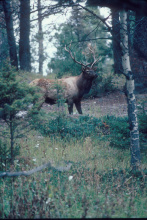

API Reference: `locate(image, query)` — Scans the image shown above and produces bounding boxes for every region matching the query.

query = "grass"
[0,121,146,218]
[0,71,146,218]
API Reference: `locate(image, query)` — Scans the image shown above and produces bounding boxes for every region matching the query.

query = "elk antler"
[65,44,87,67]
[87,44,101,68]
[65,43,101,68]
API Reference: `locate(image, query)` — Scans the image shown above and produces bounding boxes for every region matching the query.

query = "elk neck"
[76,72,93,95]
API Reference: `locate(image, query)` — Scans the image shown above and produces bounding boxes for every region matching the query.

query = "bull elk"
[30,45,100,114]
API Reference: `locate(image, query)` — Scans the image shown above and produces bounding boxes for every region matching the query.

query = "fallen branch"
[0,162,72,178]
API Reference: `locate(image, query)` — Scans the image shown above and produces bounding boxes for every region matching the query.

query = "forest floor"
[42,90,147,118]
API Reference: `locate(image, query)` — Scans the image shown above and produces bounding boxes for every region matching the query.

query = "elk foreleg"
[67,101,73,114]
[75,100,82,114]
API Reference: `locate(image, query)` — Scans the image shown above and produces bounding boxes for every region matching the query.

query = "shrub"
[104,115,130,150]
[137,101,147,142]
[105,113,147,151]
[31,114,104,140]
[0,60,39,165]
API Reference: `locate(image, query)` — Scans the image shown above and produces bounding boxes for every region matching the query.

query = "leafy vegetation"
[0,122,146,218]
[0,61,39,166]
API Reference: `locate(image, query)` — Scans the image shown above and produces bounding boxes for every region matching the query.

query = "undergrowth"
[0,102,146,218]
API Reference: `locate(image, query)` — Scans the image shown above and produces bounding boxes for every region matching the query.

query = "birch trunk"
[38,0,44,74]
[111,8,123,74]
[120,10,141,170]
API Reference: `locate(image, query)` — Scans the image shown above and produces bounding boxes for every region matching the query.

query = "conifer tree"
[0,61,38,165]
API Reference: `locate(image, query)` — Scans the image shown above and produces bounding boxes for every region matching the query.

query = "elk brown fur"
[30,67,98,114]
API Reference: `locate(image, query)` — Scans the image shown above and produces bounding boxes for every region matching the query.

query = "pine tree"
[0,60,38,165]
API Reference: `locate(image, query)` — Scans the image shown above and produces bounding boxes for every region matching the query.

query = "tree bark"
[111,8,123,74]
[120,10,141,170]
[86,0,147,16]
[2,0,18,69]
[19,0,31,71]
[38,0,44,74]
[10,118,14,165]
[130,14,147,92]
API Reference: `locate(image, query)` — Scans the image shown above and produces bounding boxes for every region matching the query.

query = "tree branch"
[65,37,112,46]
[0,161,72,178]
[77,3,112,32]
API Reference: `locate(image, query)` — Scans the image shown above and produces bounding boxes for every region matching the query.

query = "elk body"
[30,45,100,114]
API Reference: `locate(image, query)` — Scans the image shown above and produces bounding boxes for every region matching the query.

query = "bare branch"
[77,3,112,32]
[0,161,72,178]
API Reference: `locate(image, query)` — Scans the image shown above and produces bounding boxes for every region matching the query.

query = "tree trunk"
[130,14,147,93]
[111,8,123,74]
[0,29,9,65]
[38,0,44,74]
[10,118,14,165]
[19,0,31,71]
[2,0,18,69]
[120,10,141,170]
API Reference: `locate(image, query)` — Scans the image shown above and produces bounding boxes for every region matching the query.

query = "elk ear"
[82,66,85,71]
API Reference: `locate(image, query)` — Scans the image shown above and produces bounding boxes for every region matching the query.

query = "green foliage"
[137,101,147,141]
[138,112,147,141]
[104,113,147,150]
[31,110,146,151]
[104,115,130,149]
[0,61,38,119]
[0,61,39,165]
[31,114,104,141]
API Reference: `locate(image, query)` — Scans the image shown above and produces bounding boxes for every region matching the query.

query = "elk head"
[65,43,101,79]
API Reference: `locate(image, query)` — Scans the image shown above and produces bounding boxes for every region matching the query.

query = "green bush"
[31,114,104,140]
[0,61,39,165]
[104,116,130,150]
[138,102,147,142]
[105,113,147,150]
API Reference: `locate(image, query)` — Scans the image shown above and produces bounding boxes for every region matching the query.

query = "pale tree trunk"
[111,8,123,74]
[38,0,44,74]
[120,10,141,170]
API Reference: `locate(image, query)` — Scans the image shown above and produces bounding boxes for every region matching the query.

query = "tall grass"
[0,121,146,218]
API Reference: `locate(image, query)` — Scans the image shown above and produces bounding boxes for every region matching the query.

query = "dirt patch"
[42,91,147,118]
